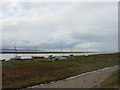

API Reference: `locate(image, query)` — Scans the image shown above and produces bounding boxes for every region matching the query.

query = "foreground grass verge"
[94,70,119,88]
[2,53,118,88]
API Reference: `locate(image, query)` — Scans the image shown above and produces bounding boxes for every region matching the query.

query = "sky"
[1,2,118,51]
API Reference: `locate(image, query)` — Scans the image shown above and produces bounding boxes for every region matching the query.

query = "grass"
[2,53,118,88]
[94,70,119,88]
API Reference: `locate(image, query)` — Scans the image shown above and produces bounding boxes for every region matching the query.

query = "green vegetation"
[94,70,119,88]
[2,53,118,88]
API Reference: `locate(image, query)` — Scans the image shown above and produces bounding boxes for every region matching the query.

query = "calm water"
[0,52,103,61]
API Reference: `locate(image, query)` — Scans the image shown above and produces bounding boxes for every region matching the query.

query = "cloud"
[1,2,118,51]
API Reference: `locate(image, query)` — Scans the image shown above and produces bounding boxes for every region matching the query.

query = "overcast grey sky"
[1,2,118,51]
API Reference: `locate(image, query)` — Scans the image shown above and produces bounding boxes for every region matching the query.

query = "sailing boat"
[70,48,74,56]
[54,42,67,60]
[31,46,44,59]
[11,44,21,60]
[12,44,30,60]
[60,42,67,60]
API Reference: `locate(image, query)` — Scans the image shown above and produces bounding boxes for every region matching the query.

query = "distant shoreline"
[0,51,98,54]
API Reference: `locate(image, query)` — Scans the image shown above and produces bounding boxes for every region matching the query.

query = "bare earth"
[29,66,118,88]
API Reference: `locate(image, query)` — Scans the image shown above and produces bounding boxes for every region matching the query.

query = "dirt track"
[29,66,118,88]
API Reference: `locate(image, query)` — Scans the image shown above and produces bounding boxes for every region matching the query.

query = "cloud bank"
[1,2,118,51]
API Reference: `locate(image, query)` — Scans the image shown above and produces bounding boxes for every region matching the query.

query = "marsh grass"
[2,53,118,88]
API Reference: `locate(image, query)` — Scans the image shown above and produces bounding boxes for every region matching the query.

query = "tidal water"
[0,52,101,61]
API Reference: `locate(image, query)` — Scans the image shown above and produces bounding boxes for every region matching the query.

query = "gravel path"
[29,66,118,88]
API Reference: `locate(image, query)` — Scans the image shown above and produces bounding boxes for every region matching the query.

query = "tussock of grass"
[2,53,118,88]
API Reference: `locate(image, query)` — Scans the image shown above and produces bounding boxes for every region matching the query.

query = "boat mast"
[71,48,72,55]
[61,41,63,56]
[71,48,72,53]
[34,46,37,56]
[14,43,17,57]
